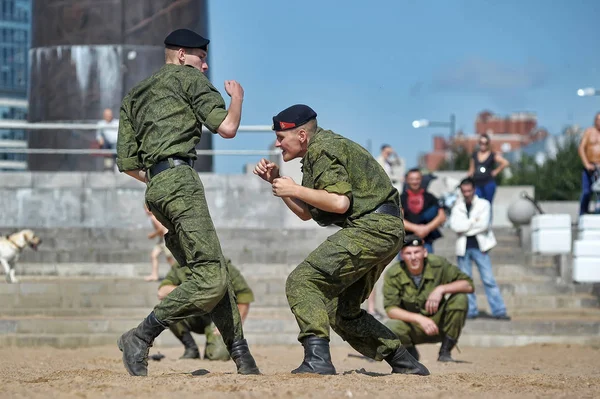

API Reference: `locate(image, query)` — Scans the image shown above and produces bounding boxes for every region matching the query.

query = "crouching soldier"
[383,235,474,362]
[158,259,254,360]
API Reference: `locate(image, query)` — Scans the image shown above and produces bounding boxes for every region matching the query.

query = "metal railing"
[0,120,277,156]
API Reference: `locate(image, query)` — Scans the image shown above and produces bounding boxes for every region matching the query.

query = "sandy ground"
[0,344,599,399]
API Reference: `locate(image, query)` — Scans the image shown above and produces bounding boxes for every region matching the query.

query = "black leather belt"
[148,157,193,180]
[373,202,401,218]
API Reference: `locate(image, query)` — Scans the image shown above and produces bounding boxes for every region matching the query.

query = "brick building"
[419,111,548,171]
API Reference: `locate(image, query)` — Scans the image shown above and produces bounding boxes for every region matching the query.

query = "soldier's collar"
[422,259,435,280]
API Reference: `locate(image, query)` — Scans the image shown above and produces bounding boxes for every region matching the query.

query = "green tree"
[438,146,471,171]
[502,135,582,200]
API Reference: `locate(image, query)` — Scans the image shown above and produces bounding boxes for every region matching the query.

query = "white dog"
[0,229,42,283]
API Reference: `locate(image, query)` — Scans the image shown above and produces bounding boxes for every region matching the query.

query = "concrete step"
[0,276,596,310]
[2,306,599,336]
[11,261,559,279]
[5,226,531,265]
[0,290,597,319]
[1,315,599,348]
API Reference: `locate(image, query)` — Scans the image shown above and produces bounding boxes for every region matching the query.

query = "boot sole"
[117,337,147,377]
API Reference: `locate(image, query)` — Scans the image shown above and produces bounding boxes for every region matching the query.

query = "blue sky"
[208,0,600,173]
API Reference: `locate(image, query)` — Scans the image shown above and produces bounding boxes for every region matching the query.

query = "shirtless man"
[578,112,600,215]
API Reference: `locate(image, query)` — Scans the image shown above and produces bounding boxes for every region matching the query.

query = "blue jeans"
[579,169,593,215]
[475,180,496,205]
[457,248,507,317]
[424,242,434,254]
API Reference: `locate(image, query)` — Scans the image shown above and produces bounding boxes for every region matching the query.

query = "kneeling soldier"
[383,235,474,362]
[158,259,254,361]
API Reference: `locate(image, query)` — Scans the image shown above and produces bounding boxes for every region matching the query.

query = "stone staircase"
[1,227,599,348]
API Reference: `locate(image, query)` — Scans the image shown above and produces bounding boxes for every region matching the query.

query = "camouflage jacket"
[116,64,228,171]
[383,254,473,315]
[300,127,400,227]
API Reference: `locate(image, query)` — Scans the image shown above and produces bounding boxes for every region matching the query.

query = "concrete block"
[574,240,600,257]
[579,214,600,230]
[531,229,571,254]
[531,214,571,230]
[0,172,32,188]
[577,230,600,240]
[573,257,600,283]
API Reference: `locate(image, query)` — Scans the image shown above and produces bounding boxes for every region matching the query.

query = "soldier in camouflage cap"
[254,104,429,376]
[383,234,474,362]
[115,28,259,376]
[157,259,255,361]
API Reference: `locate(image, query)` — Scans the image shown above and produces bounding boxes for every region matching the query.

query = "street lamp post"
[412,114,456,138]
[412,114,457,169]
[577,87,600,97]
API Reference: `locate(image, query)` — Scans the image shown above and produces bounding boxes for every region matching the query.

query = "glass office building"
[0,0,30,170]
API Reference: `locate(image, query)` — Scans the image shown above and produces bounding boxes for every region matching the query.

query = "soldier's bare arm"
[215,80,244,139]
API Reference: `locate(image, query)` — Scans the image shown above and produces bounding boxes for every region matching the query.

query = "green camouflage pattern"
[300,127,400,227]
[385,294,468,345]
[145,166,243,349]
[115,61,244,351]
[287,128,405,361]
[116,64,227,171]
[161,259,254,360]
[160,259,255,305]
[168,315,230,361]
[383,254,473,343]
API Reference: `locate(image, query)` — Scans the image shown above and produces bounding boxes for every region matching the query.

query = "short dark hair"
[406,167,421,176]
[460,177,475,188]
[381,144,391,151]
[479,133,490,143]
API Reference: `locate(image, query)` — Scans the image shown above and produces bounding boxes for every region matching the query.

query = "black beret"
[164,29,209,50]
[403,234,424,248]
[272,104,317,131]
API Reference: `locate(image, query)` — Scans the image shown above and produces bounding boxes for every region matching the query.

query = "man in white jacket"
[449,178,510,320]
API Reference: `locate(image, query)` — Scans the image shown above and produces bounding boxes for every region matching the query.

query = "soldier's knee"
[447,293,468,311]
[285,265,309,299]
[385,319,411,343]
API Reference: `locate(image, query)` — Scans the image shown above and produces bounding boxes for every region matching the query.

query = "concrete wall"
[0,172,319,229]
[0,171,547,229]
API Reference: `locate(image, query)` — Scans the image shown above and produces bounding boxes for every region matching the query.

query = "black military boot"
[291,336,336,375]
[117,312,167,376]
[385,346,430,375]
[438,336,457,362]
[179,331,200,359]
[406,345,420,361]
[230,339,261,375]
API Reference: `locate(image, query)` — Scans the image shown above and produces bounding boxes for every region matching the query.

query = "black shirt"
[465,202,480,249]
[472,151,496,186]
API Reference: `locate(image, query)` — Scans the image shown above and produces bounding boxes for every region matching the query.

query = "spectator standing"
[467,133,509,210]
[577,112,600,215]
[449,178,510,320]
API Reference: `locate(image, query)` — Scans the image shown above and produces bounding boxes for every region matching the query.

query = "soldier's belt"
[372,202,401,218]
[147,157,193,180]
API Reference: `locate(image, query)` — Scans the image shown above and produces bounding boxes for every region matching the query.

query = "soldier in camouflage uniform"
[383,235,474,362]
[254,104,429,376]
[115,28,259,376]
[157,259,255,361]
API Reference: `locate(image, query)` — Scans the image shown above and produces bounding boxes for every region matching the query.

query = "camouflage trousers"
[169,315,230,360]
[145,165,243,349]
[385,293,468,346]
[286,213,404,361]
